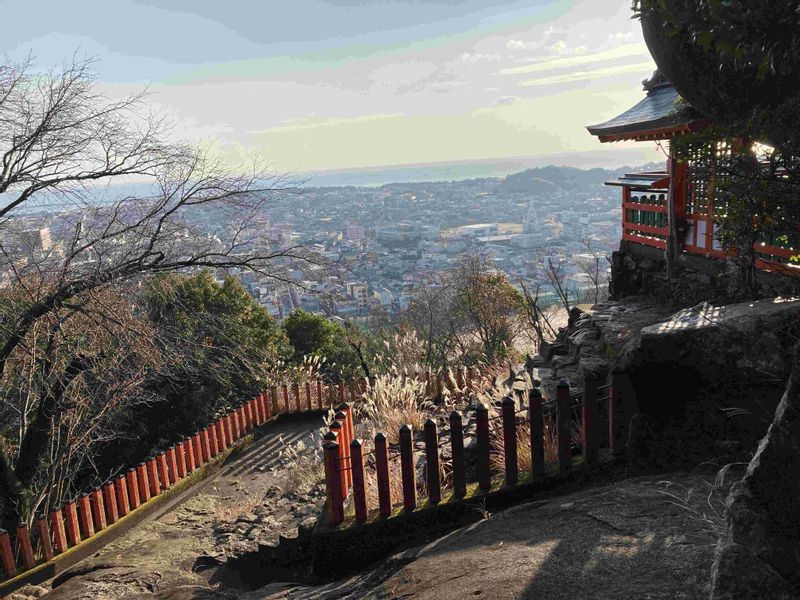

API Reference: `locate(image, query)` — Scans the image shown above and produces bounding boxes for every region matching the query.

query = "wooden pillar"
[323,433,344,525]
[0,529,16,578]
[528,388,545,478]
[102,482,119,525]
[167,446,179,485]
[374,433,391,517]
[476,403,491,491]
[350,439,368,523]
[78,493,95,537]
[36,515,54,561]
[282,383,290,413]
[424,419,441,504]
[115,475,130,517]
[91,488,107,531]
[582,375,601,464]
[16,523,35,570]
[199,429,211,463]
[449,411,466,498]
[399,424,416,511]
[305,381,313,411]
[176,443,187,479]
[146,458,161,496]
[316,380,323,410]
[126,468,140,510]
[502,396,518,486]
[208,423,219,457]
[183,438,195,474]
[64,499,81,546]
[157,453,170,490]
[50,509,68,555]
[330,419,347,499]
[556,380,572,473]
[136,463,150,503]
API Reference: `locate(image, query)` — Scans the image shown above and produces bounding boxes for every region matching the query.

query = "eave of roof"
[587,81,709,142]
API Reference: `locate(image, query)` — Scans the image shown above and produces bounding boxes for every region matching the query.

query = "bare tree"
[0,54,314,527]
[573,239,610,306]
[518,279,558,352]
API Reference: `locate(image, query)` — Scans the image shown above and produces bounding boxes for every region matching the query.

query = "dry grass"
[283,428,327,495]
[212,496,261,523]
[356,371,433,443]
[489,415,568,476]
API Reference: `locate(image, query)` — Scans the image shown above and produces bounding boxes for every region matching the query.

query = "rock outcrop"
[710,348,800,600]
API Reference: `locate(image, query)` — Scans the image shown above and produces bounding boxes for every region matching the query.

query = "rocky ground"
[11,464,735,600]
[9,419,329,600]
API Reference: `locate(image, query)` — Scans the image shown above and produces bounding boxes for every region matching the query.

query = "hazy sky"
[2,0,661,174]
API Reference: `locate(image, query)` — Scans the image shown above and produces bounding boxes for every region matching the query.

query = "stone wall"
[610,241,800,308]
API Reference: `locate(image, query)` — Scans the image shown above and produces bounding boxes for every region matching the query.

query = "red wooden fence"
[0,367,485,583]
[322,375,614,527]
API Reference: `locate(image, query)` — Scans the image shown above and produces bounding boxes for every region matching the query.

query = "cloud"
[506,40,527,50]
[493,96,517,106]
[500,43,650,76]
[460,52,502,63]
[253,113,406,133]
[518,60,655,87]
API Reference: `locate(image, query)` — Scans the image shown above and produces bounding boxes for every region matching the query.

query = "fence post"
[350,439,368,524]
[323,433,344,525]
[115,475,130,517]
[502,395,518,487]
[50,510,67,555]
[78,494,95,538]
[91,488,107,531]
[316,380,323,410]
[157,453,170,490]
[64,499,81,546]
[0,529,16,578]
[449,411,466,498]
[245,399,255,431]
[200,428,212,463]
[176,443,187,479]
[146,457,161,496]
[399,424,416,511]
[36,515,53,561]
[16,523,35,570]
[305,381,312,411]
[193,432,205,466]
[224,414,235,446]
[136,463,150,503]
[183,438,195,474]
[208,424,219,458]
[168,446,180,484]
[214,419,225,452]
[282,383,290,413]
[329,419,347,501]
[582,375,601,465]
[126,468,140,510]
[424,419,441,504]
[528,388,545,479]
[335,410,351,493]
[556,380,572,473]
[102,482,118,525]
[374,432,391,517]
[476,403,491,491]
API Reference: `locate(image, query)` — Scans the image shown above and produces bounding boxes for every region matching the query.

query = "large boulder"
[710,348,800,599]
[618,297,800,465]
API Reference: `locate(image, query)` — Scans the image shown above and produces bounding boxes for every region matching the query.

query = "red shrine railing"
[616,168,800,275]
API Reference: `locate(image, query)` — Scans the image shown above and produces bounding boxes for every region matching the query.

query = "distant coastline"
[299,147,663,187]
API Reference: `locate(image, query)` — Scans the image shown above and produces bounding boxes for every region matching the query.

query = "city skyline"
[1,0,661,178]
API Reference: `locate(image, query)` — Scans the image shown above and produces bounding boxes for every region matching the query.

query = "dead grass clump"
[357,371,432,443]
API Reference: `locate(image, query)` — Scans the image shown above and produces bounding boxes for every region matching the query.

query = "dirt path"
[12,418,327,600]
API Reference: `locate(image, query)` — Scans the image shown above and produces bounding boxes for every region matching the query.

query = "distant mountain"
[496,162,664,195]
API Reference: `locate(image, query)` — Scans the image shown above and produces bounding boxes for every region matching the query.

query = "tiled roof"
[587,81,704,140]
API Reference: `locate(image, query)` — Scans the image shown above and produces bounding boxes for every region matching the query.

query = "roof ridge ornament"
[642,69,669,92]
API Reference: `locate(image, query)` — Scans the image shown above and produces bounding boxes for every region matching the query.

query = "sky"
[1,0,662,177]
